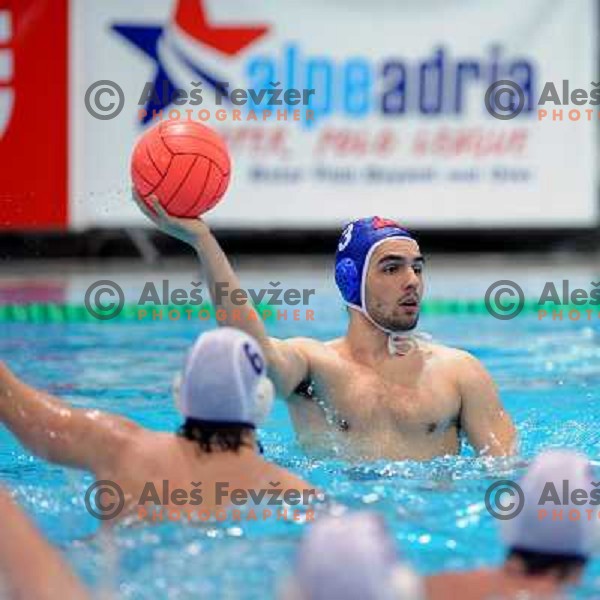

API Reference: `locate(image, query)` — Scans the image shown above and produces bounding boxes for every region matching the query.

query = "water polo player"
[426,450,599,599]
[136,197,515,461]
[279,511,424,600]
[0,328,315,523]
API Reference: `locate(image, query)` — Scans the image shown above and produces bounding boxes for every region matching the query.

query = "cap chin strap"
[346,304,431,356]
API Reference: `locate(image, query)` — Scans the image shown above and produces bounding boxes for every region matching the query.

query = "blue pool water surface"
[1,292,600,598]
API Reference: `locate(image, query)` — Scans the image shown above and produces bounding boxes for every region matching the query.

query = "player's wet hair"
[177,417,260,454]
[507,547,587,581]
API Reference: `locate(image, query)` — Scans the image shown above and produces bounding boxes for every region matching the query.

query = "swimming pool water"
[1,293,600,598]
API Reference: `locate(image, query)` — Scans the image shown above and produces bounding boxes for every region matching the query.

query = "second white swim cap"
[501,450,600,558]
[282,512,424,600]
[178,327,274,427]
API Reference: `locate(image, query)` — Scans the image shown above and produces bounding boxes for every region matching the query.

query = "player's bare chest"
[314,353,460,430]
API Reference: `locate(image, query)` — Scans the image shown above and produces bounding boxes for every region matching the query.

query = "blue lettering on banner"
[246,44,535,125]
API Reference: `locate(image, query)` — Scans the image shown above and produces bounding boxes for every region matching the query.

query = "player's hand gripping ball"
[130,120,231,218]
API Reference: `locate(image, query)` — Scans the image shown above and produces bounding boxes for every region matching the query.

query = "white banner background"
[70,0,598,229]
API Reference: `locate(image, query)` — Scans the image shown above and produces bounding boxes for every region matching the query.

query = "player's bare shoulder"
[270,335,341,359]
[438,345,487,374]
[422,342,494,392]
[418,338,465,359]
[416,340,476,376]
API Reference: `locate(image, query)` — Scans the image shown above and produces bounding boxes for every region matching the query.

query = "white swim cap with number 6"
[175,327,274,427]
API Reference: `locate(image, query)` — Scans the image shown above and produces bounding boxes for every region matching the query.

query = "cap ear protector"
[241,339,275,426]
[251,375,275,425]
[335,258,360,306]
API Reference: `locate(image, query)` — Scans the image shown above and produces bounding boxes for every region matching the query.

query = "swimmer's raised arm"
[455,352,516,456]
[0,361,139,471]
[134,191,311,397]
[133,192,265,335]
[0,488,89,600]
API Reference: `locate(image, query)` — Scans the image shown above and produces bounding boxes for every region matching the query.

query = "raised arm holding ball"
[132,121,515,462]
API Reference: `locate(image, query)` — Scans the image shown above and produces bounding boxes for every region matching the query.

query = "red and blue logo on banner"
[113,0,269,124]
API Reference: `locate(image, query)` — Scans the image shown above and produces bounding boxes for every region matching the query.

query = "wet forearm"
[192,226,270,345]
[0,490,89,600]
[0,363,75,463]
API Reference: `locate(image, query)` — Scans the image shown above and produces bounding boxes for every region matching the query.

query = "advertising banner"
[0,0,597,230]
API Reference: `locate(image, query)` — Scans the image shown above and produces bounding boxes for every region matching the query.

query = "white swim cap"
[177,328,274,427]
[281,512,424,600]
[502,450,600,558]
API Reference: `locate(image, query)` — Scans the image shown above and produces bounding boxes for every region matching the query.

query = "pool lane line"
[0,301,596,322]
